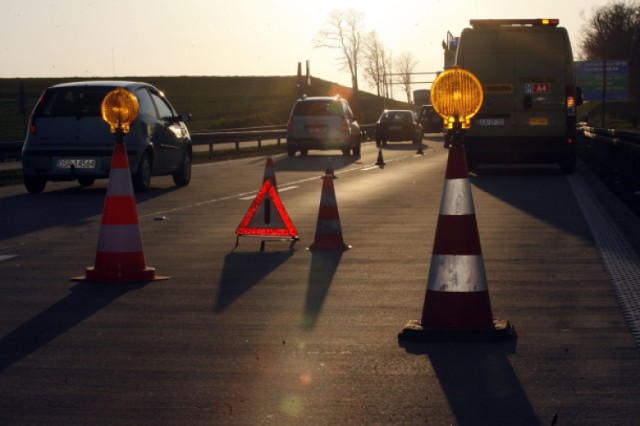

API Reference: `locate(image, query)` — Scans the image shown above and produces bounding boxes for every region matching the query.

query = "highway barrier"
[0,124,378,163]
[579,125,640,183]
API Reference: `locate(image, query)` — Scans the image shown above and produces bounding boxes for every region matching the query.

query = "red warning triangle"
[236,179,298,238]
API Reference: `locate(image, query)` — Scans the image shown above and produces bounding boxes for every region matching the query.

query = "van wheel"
[172,147,192,186]
[133,151,152,193]
[560,157,576,174]
[24,174,46,193]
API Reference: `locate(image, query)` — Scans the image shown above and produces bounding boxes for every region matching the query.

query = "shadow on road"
[399,339,539,426]
[215,251,294,312]
[302,251,343,329]
[0,281,145,373]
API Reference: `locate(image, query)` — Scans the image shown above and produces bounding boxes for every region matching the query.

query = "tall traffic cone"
[73,142,168,283]
[399,136,513,341]
[263,156,277,190]
[376,149,385,167]
[307,168,351,251]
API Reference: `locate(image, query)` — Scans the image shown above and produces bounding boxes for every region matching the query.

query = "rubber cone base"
[72,267,169,284]
[398,319,516,342]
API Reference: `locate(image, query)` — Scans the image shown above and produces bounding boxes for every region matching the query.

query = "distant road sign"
[575,60,629,101]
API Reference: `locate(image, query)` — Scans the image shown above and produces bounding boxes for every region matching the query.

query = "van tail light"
[287,118,293,132]
[29,117,36,134]
[566,86,577,126]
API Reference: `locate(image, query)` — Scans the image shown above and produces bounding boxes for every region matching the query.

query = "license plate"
[307,126,326,134]
[475,118,505,126]
[389,125,402,130]
[55,159,97,169]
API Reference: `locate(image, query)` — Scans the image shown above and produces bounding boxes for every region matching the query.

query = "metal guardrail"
[0,124,378,162]
[579,125,640,183]
[191,124,377,159]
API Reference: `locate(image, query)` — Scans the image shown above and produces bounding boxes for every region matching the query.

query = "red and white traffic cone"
[399,136,514,341]
[307,168,351,251]
[263,156,277,190]
[73,142,168,283]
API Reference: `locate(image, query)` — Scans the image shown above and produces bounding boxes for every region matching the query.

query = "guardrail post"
[258,138,262,149]
[209,143,213,160]
[235,138,240,152]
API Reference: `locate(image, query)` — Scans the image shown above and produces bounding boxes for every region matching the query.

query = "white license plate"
[389,125,402,130]
[475,118,505,126]
[55,159,97,169]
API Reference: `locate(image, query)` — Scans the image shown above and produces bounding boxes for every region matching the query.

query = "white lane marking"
[0,255,18,262]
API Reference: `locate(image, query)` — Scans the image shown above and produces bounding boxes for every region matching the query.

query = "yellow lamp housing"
[101,87,139,134]
[430,66,484,129]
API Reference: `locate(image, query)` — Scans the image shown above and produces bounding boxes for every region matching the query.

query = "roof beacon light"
[430,66,483,129]
[101,88,139,134]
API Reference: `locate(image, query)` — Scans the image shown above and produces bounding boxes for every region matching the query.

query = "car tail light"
[287,118,293,132]
[341,117,348,133]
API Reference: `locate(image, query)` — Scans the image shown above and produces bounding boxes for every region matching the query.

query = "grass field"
[0,75,411,142]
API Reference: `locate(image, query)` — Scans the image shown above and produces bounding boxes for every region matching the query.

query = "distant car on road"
[21,80,193,193]
[375,110,423,145]
[286,96,362,156]
[418,104,443,133]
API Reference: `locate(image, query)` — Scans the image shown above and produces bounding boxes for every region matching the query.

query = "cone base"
[398,319,516,342]
[72,266,169,284]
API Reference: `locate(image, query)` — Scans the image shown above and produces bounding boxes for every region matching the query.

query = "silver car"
[286,96,361,156]
[22,81,192,193]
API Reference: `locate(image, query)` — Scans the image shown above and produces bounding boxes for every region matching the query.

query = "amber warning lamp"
[101,87,139,136]
[430,66,483,130]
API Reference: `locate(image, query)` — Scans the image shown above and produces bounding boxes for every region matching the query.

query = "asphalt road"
[1,136,639,425]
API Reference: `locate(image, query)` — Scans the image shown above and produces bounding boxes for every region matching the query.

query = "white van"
[452,19,582,173]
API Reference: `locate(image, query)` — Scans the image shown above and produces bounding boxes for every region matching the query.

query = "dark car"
[22,81,192,193]
[375,110,422,146]
[418,104,443,133]
[286,96,362,156]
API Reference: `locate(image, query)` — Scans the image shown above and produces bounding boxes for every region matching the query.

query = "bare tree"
[579,1,640,60]
[314,9,365,92]
[363,31,388,96]
[395,51,419,103]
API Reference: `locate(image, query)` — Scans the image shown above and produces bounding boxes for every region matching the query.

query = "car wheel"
[287,146,296,157]
[24,174,46,194]
[133,151,152,193]
[353,138,362,156]
[300,148,308,156]
[172,146,192,187]
[77,177,95,187]
[342,148,350,156]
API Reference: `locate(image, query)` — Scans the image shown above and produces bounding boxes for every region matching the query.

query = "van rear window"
[35,87,112,117]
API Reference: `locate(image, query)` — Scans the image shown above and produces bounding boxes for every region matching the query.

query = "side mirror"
[179,113,192,123]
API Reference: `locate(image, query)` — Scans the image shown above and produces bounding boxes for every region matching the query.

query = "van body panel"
[454,21,577,172]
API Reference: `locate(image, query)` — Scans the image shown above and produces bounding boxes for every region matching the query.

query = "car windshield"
[380,111,413,122]
[293,100,342,116]
[34,86,114,117]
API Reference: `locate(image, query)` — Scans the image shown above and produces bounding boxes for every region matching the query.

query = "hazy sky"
[1,0,611,91]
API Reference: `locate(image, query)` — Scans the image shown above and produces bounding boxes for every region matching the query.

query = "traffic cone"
[263,156,277,190]
[307,168,351,251]
[73,142,168,283]
[399,136,514,341]
[376,149,385,167]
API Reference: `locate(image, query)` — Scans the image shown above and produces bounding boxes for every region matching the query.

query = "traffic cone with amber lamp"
[73,88,168,283]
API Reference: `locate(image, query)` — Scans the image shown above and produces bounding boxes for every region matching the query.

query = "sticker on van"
[483,84,513,94]
[525,83,551,94]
